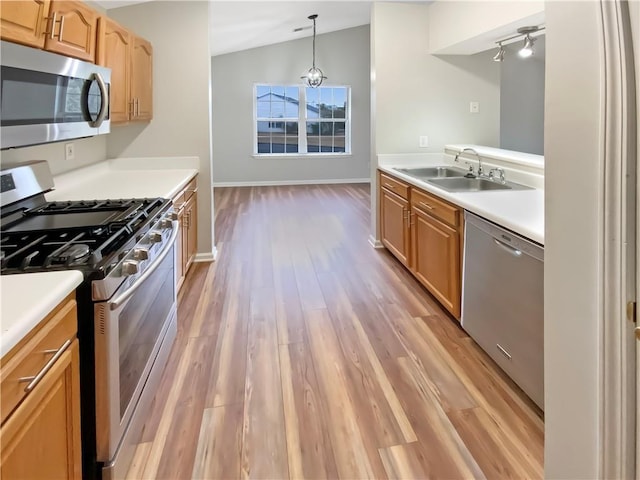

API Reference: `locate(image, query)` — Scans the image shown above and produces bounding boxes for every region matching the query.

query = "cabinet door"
[185,195,198,271]
[97,17,131,124]
[44,0,98,62]
[131,36,153,121]
[176,207,185,289]
[380,187,410,266]
[0,0,50,48]
[0,340,82,480]
[411,207,461,318]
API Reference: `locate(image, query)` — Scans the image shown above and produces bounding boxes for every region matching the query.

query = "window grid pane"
[256,84,349,154]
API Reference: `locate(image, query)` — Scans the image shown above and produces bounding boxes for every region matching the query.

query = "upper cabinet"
[97,19,153,124]
[97,17,131,123]
[0,0,97,61]
[0,0,51,49]
[44,0,98,62]
[131,36,153,121]
[1,1,153,124]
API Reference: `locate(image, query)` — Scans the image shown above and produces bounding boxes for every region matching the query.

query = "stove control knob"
[167,211,178,221]
[160,219,173,229]
[133,248,149,261]
[149,231,163,243]
[122,260,139,276]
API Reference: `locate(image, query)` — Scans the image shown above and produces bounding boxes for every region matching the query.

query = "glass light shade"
[301,67,327,88]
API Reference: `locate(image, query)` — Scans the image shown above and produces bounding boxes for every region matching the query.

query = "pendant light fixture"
[301,14,327,88]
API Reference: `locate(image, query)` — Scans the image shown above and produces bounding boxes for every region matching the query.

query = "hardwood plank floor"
[127,184,543,479]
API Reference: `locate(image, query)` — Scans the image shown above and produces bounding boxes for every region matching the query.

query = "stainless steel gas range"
[0,161,178,479]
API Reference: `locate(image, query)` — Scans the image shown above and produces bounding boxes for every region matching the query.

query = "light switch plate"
[419,136,429,148]
[470,102,480,113]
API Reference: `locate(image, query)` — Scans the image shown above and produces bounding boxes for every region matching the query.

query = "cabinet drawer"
[183,177,198,202]
[380,172,409,200]
[411,188,460,228]
[0,297,77,424]
[173,177,198,210]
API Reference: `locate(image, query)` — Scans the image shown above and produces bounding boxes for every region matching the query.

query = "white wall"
[373,3,500,156]
[0,136,107,175]
[107,1,215,258]
[370,2,501,239]
[211,25,370,185]
[427,0,545,55]
[544,1,604,477]
[500,37,545,155]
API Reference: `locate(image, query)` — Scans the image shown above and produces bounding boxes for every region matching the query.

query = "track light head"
[493,43,505,62]
[519,34,535,58]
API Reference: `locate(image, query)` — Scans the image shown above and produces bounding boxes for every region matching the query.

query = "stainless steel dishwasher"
[462,211,544,409]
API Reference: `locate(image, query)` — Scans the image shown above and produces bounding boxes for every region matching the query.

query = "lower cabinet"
[0,295,82,479]
[378,169,463,319]
[411,206,461,317]
[173,176,198,291]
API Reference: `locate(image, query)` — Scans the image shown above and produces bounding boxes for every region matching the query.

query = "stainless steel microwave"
[0,40,111,149]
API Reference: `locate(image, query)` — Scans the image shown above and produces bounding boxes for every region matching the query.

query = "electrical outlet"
[470,101,480,113]
[419,136,429,148]
[65,143,75,161]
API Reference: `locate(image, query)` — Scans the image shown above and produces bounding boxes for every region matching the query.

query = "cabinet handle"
[44,12,57,38]
[18,339,72,393]
[135,98,140,117]
[129,99,135,117]
[418,201,434,210]
[410,212,415,226]
[56,15,65,40]
[383,183,396,190]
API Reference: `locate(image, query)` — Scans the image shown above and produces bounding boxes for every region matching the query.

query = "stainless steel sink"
[394,166,467,179]
[427,177,531,192]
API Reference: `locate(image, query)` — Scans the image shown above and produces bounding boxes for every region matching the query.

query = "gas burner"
[51,244,91,264]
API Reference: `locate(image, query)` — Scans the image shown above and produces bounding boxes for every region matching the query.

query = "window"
[255,84,350,155]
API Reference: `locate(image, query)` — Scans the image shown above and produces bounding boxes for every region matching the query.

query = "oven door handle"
[110,221,179,310]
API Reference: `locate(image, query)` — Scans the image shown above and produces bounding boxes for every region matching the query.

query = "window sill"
[252,153,353,159]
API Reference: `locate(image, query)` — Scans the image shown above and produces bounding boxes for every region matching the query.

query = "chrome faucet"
[454,147,484,177]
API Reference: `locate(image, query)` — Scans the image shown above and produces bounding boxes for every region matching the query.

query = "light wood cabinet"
[97,17,131,123]
[97,19,153,124]
[0,295,82,479]
[173,176,198,290]
[379,180,410,267]
[411,206,461,317]
[378,169,463,319]
[44,0,98,62]
[130,35,153,121]
[0,0,51,48]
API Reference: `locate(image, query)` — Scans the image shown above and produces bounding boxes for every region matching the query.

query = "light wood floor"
[127,184,544,480]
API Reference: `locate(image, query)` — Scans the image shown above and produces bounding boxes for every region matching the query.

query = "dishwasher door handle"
[493,238,522,257]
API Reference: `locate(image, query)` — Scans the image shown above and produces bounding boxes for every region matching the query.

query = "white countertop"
[378,162,544,245]
[46,157,199,202]
[0,271,83,357]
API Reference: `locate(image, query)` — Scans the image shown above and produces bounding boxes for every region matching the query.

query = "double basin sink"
[393,166,531,192]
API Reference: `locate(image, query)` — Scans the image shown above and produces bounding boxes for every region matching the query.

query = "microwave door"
[0,40,111,149]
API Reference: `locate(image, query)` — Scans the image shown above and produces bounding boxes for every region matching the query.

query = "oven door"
[0,40,111,149]
[93,233,177,466]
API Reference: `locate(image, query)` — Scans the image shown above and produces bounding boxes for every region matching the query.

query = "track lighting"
[492,25,544,62]
[518,34,535,58]
[493,43,505,62]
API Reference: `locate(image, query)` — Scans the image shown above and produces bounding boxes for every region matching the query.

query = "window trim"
[253,83,352,156]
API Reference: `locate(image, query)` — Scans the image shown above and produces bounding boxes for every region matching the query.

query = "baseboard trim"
[194,248,217,263]
[368,235,384,249]
[213,178,370,187]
